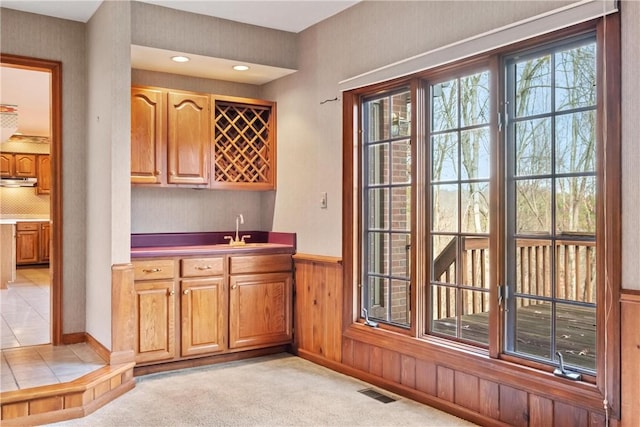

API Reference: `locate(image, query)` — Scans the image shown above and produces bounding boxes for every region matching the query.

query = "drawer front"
[181,257,224,277]
[17,222,40,231]
[230,254,292,275]
[133,259,175,281]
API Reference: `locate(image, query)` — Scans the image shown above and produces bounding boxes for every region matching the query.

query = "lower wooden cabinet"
[134,280,176,364]
[16,222,50,265]
[132,253,293,366]
[229,272,292,349]
[180,277,226,357]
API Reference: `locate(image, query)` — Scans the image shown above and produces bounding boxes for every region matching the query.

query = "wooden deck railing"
[432,237,596,320]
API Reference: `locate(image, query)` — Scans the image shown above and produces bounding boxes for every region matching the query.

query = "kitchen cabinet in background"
[1,153,37,177]
[16,221,50,265]
[37,155,51,194]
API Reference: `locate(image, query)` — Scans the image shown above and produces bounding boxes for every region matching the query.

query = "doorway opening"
[1,54,62,348]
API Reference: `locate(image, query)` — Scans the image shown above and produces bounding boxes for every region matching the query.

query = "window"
[351,19,619,385]
[429,70,491,346]
[361,90,412,327]
[504,35,597,372]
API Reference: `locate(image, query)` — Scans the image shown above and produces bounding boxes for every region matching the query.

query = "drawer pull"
[196,266,212,270]
[143,268,161,273]
[183,289,190,295]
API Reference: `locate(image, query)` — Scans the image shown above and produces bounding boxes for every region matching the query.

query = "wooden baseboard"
[61,332,86,345]
[134,346,288,376]
[85,332,110,363]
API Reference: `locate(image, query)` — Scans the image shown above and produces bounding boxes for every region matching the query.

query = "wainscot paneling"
[620,291,640,427]
[292,253,637,426]
[292,254,342,362]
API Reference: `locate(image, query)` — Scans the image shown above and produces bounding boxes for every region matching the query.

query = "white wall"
[261,0,575,257]
[85,0,132,348]
[621,0,640,291]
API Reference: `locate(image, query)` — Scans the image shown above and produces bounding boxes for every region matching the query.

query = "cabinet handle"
[143,268,161,273]
[196,266,212,270]
[155,170,161,176]
[231,284,237,290]
[170,171,176,176]
[183,289,190,295]
[168,290,175,296]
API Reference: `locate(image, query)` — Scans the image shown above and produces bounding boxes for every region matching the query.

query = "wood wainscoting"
[621,291,640,425]
[293,253,639,427]
[292,254,343,362]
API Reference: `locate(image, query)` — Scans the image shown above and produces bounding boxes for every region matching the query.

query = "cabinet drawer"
[181,257,224,277]
[133,259,175,280]
[16,222,40,231]
[230,254,292,275]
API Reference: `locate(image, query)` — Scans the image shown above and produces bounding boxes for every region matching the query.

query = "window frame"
[343,15,620,417]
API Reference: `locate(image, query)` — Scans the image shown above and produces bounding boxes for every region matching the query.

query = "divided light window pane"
[362,89,412,327]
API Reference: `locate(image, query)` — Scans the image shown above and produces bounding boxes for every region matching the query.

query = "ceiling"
[0,0,359,33]
[0,1,360,136]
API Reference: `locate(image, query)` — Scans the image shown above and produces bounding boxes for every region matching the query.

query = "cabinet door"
[167,91,209,185]
[131,87,165,184]
[0,153,13,177]
[37,155,51,195]
[14,154,37,177]
[16,227,39,265]
[40,222,50,262]
[181,277,226,357]
[134,280,176,363]
[229,272,292,349]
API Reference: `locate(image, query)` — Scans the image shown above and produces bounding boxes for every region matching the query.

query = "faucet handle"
[224,235,234,244]
[240,234,251,242]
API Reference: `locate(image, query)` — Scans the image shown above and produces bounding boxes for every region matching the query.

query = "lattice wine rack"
[213,97,276,189]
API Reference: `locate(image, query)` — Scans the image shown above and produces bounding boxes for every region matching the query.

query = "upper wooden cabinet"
[130,86,276,190]
[167,91,210,186]
[212,96,276,190]
[37,155,51,195]
[131,87,165,185]
[1,153,36,177]
[0,153,13,176]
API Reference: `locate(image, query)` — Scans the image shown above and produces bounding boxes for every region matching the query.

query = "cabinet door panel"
[229,272,292,349]
[16,229,39,264]
[181,278,226,356]
[134,280,175,363]
[0,153,13,176]
[167,91,209,185]
[14,154,36,177]
[131,88,164,184]
[40,222,50,262]
[37,155,51,194]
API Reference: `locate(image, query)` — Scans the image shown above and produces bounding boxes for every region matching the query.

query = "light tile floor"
[1,267,51,348]
[1,343,106,392]
[0,268,107,393]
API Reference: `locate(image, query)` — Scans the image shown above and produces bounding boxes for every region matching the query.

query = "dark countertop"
[130,231,296,258]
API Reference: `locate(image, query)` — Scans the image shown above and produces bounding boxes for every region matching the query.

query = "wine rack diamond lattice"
[214,101,274,186]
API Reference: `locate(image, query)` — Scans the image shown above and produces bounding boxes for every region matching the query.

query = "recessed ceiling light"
[233,65,250,71]
[171,56,190,63]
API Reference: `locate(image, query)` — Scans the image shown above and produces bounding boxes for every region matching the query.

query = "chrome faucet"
[224,213,251,245]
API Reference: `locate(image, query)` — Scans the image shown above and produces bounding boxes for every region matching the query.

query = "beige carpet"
[50,353,477,426]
